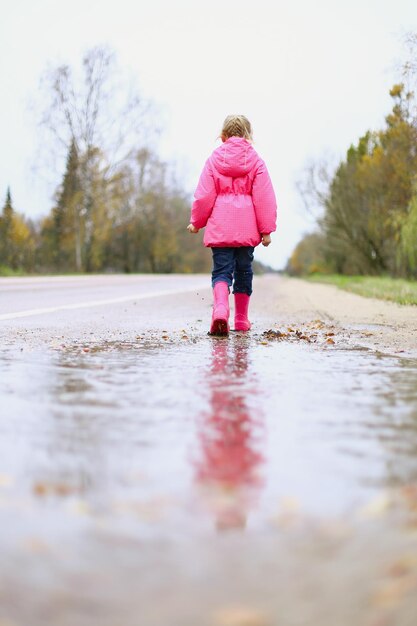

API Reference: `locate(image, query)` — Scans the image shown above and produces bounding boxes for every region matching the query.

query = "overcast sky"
[1,0,417,268]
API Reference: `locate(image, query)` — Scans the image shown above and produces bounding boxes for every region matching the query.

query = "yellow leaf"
[359,493,391,519]
[212,607,269,626]
[0,474,13,488]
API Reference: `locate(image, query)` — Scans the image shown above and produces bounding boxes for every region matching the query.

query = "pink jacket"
[191,137,277,247]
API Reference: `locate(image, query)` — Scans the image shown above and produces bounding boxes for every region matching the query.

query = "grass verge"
[305,274,417,306]
[0,265,27,277]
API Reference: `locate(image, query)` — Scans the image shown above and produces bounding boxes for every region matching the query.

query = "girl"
[187,114,277,335]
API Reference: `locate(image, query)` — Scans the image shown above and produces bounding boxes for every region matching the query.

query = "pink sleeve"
[190,159,217,229]
[252,161,277,234]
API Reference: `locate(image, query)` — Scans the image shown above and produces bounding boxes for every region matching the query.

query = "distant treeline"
[287,34,417,279]
[0,47,276,278]
[0,46,212,276]
[0,149,211,276]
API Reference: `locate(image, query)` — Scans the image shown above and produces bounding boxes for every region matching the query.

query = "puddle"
[1,333,417,540]
[2,332,417,625]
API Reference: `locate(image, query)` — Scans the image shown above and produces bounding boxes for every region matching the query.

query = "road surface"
[0,274,417,626]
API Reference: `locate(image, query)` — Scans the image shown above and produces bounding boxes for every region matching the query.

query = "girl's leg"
[211,247,234,289]
[233,247,254,331]
[233,247,254,295]
[210,248,234,335]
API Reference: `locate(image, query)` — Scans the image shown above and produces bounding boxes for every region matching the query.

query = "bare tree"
[34,46,159,270]
[394,31,417,125]
[38,46,158,170]
[295,156,336,222]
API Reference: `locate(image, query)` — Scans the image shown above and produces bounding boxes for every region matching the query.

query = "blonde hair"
[221,114,253,142]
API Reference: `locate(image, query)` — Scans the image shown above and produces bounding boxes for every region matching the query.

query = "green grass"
[305,274,417,306]
[0,265,27,277]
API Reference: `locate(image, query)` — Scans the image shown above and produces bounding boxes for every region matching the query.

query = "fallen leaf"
[33,482,47,497]
[33,481,76,497]
[23,537,50,554]
[359,493,391,518]
[68,499,91,516]
[270,497,301,529]
[387,558,413,578]
[326,338,335,344]
[317,519,352,541]
[401,484,417,498]
[212,607,269,626]
[280,496,300,512]
[371,579,414,609]
[262,329,284,340]
[0,474,13,488]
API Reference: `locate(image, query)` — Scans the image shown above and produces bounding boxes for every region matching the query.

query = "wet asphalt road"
[1,275,417,626]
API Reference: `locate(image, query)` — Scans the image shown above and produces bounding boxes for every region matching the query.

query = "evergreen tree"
[0,187,14,267]
[51,140,83,270]
[0,188,34,272]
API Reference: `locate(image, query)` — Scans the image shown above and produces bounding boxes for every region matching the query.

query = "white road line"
[0,284,207,321]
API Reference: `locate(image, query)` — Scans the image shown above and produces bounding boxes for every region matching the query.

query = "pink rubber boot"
[234,293,251,331]
[210,281,230,336]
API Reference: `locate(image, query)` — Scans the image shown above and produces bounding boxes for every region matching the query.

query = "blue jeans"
[211,247,254,295]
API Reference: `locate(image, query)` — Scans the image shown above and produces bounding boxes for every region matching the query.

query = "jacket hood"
[211,136,258,177]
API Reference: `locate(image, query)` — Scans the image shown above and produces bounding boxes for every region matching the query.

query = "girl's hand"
[261,233,271,247]
[187,224,199,234]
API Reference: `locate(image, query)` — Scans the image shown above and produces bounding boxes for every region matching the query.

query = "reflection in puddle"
[194,339,264,531]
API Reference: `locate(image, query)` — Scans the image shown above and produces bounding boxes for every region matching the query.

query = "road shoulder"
[255,275,417,357]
